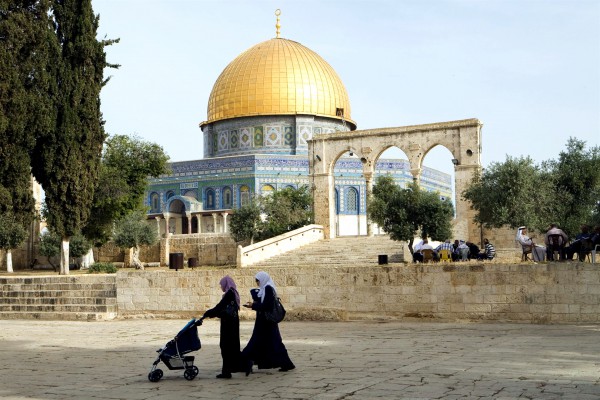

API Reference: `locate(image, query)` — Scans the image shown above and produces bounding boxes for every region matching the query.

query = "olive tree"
[113,211,158,269]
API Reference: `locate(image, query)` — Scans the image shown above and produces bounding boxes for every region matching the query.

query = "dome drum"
[202,114,351,158]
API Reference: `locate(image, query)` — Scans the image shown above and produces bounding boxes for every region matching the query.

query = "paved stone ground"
[0,319,599,400]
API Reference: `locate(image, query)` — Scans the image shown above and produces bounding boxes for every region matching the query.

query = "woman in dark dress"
[203,275,244,379]
[242,271,295,372]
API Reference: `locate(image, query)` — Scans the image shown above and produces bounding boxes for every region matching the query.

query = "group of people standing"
[412,238,496,262]
[202,272,295,379]
[517,224,600,262]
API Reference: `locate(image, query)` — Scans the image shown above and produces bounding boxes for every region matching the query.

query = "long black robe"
[204,288,243,374]
[242,286,295,370]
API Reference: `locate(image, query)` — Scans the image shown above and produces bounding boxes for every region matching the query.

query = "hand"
[243,301,253,308]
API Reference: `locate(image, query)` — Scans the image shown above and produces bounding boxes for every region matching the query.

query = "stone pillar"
[164,214,171,234]
[454,164,480,242]
[212,213,218,233]
[312,172,336,239]
[221,212,229,233]
[364,172,374,237]
[196,214,202,233]
[186,212,192,234]
[154,216,162,237]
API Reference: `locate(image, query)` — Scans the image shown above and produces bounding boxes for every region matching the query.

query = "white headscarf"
[255,271,276,303]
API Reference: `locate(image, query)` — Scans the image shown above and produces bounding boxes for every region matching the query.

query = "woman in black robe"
[203,275,244,379]
[242,271,295,372]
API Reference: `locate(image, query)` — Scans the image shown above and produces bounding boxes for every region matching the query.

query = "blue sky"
[94,0,599,174]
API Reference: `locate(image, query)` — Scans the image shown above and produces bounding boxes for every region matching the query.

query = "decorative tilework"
[212,132,218,153]
[298,125,312,146]
[218,130,229,151]
[254,126,263,147]
[314,127,322,135]
[230,130,239,149]
[265,126,282,147]
[284,126,294,146]
[240,128,252,149]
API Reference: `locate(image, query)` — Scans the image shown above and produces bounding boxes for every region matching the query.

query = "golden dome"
[204,38,355,128]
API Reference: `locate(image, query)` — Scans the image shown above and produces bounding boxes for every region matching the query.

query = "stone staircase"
[0,274,117,321]
[251,235,405,268]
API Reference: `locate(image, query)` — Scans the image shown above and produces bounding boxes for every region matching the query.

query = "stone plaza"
[0,318,599,399]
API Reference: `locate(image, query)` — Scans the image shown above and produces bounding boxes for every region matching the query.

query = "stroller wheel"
[184,368,196,381]
[148,369,163,382]
[191,366,199,377]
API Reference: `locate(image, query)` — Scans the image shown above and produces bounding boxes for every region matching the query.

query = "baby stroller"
[148,318,203,382]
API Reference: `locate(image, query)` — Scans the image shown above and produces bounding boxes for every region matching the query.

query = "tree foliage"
[229,186,313,243]
[260,186,313,239]
[0,215,27,251]
[229,200,261,243]
[462,156,553,231]
[83,135,170,246]
[0,0,55,231]
[28,0,117,274]
[369,176,454,253]
[463,138,600,236]
[113,211,158,269]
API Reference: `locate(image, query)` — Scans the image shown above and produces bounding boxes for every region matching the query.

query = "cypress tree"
[31,0,116,274]
[0,0,55,270]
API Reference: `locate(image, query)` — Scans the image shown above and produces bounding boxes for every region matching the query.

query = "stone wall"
[116,262,600,323]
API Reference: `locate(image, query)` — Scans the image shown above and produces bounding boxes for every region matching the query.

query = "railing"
[237,224,324,267]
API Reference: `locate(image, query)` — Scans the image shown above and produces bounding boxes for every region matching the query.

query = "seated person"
[476,238,496,260]
[545,224,568,261]
[435,239,454,261]
[466,242,480,260]
[565,225,591,261]
[451,239,460,261]
[457,240,470,261]
[516,227,546,261]
[420,239,436,262]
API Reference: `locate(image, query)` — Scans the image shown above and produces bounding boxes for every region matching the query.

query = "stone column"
[454,164,480,242]
[312,172,336,239]
[196,214,202,233]
[186,212,192,234]
[364,172,374,237]
[221,212,229,233]
[154,216,162,237]
[212,213,218,233]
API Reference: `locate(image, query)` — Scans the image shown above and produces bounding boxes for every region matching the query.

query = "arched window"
[240,185,250,207]
[222,187,232,209]
[346,187,358,214]
[183,189,197,200]
[150,192,160,213]
[261,184,275,196]
[166,190,175,200]
[206,188,215,209]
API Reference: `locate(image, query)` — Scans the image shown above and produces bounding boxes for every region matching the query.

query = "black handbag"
[265,297,286,323]
[222,300,238,319]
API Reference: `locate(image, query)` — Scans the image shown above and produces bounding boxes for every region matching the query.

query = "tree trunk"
[407,238,414,256]
[131,246,144,270]
[6,250,13,273]
[60,238,70,275]
[80,248,94,269]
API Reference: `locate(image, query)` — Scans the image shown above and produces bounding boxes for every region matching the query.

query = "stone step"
[0,289,117,298]
[0,297,117,305]
[0,304,117,313]
[0,274,117,321]
[0,311,117,321]
[0,283,116,291]
[250,235,404,268]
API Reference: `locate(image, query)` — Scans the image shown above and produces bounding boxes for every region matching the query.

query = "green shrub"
[88,262,117,274]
